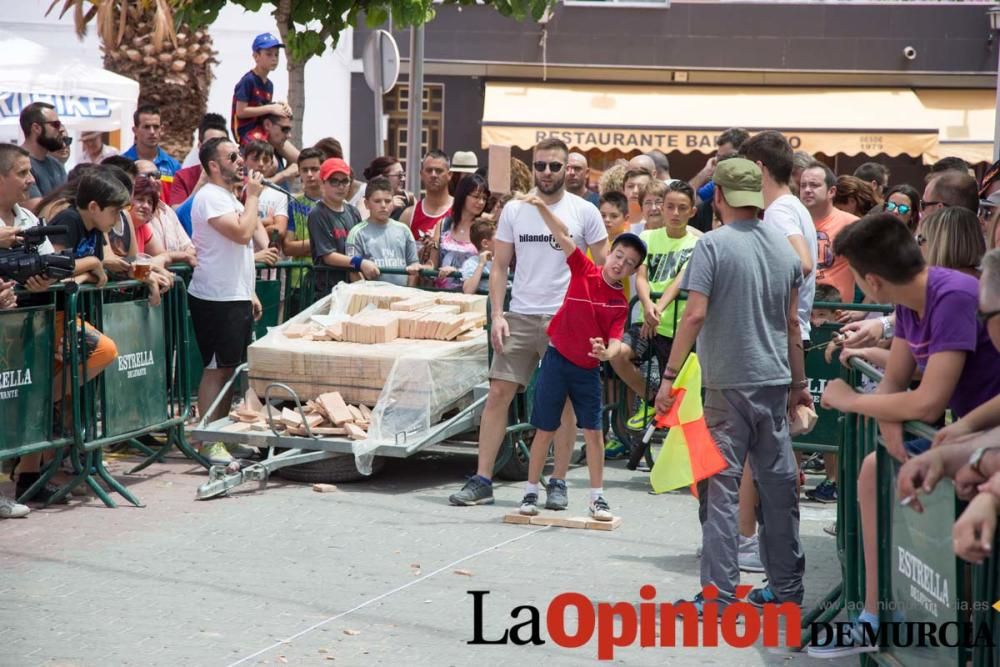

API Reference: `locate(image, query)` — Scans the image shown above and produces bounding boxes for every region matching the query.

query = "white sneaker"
[589,496,613,522]
[201,442,234,466]
[0,494,30,519]
[738,535,765,573]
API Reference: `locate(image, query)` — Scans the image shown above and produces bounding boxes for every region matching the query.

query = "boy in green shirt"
[616,180,699,430]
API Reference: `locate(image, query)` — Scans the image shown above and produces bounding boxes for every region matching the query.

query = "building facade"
[351,1,998,186]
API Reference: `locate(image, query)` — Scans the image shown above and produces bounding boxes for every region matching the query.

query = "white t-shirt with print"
[257,188,288,224]
[495,191,607,315]
[189,183,255,301]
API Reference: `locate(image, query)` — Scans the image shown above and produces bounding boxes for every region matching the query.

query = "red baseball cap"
[320,158,351,182]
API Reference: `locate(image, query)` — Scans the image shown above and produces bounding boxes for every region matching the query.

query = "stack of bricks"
[221,389,372,440]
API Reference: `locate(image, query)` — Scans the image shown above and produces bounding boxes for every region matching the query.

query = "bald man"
[628,154,657,177]
[565,152,600,207]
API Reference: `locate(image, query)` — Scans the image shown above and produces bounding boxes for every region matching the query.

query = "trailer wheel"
[495,433,532,481]
[274,453,387,483]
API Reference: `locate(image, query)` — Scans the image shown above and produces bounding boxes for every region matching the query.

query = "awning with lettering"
[0,31,140,150]
[481,82,947,159]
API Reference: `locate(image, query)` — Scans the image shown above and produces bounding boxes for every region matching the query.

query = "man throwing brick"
[449,138,608,508]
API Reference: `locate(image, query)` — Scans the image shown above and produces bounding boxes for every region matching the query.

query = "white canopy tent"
[0,31,139,159]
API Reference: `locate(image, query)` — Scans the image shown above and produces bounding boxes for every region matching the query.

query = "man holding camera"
[0,144,55,283]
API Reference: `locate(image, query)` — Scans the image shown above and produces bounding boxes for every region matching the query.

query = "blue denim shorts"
[530,346,602,432]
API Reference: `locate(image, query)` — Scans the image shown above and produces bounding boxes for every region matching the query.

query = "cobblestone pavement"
[1,447,851,666]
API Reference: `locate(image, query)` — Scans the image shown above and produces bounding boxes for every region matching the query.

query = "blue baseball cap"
[252,33,285,51]
[612,232,648,264]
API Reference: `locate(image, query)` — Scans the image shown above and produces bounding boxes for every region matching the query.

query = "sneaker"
[626,400,656,430]
[519,492,539,516]
[16,480,69,505]
[802,453,825,473]
[604,438,628,460]
[805,479,838,503]
[589,496,613,521]
[806,618,879,658]
[201,442,234,466]
[674,592,706,617]
[738,535,766,573]
[544,478,568,510]
[448,476,494,506]
[0,494,29,519]
[747,586,779,608]
[823,521,838,537]
[226,443,260,459]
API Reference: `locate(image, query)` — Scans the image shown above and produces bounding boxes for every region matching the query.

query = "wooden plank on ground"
[502,512,621,531]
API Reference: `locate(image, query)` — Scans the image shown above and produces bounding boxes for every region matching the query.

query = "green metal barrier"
[826,357,999,665]
[25,276,206,507]
[0,297,74,502]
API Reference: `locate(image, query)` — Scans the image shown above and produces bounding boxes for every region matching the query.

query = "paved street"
[2,446,851,666]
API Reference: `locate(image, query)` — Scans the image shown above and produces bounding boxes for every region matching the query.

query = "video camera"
[0,225,75,284]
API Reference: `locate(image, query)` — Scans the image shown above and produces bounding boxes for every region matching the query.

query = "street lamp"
[989,6,1000,161]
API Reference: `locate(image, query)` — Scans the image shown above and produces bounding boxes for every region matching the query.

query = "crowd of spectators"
[2,30,1000,660]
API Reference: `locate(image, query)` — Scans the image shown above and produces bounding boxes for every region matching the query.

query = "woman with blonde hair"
[917,206,986,277]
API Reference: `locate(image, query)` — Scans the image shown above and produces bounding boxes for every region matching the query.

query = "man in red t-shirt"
[517,194,646,521]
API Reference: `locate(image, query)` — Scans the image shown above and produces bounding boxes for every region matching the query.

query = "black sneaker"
[519,493,539,516]
[17,481,70,505]
[804,479,838,503]
[544,478,568,510]
[448,476,494,506]
[802,453,825,473]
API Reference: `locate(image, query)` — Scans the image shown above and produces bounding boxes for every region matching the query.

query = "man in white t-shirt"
[449,138,608,508]
[189,136,265,466]
[736,130,817,570]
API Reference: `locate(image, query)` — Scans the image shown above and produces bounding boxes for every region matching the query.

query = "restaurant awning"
[915,89,995,165]
[480,82,975,160]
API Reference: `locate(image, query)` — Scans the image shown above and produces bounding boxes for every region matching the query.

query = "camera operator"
[0,145,56,294]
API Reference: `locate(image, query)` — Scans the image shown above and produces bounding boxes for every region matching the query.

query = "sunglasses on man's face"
[327,177,351,187]
[921,200,943,211]
[884,201,911,215]
[141,171,162,181]
[533,161,564,173]
[42,119,63,130]
[228,151,239,163]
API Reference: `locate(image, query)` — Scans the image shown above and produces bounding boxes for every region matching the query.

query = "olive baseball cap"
[714,157,765,209]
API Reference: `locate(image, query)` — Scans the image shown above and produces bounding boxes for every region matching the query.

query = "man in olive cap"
[654,157,810,612]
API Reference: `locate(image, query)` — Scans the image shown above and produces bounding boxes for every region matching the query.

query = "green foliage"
[176,0,553,64]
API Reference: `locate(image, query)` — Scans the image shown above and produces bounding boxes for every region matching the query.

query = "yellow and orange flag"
[649,353,727,495]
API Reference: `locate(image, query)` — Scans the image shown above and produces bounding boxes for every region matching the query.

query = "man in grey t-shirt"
[654,158,811,609]
[18,102,67,207]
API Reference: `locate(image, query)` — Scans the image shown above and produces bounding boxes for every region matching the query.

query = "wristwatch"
[968,446,999,477]
[879,316,895,340]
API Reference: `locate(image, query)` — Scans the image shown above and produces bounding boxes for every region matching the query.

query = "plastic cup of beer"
[132,253,152,280]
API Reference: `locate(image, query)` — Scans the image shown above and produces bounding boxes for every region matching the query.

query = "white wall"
[1,0,353,160]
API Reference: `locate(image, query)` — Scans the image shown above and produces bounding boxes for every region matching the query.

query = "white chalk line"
[224,525,552,667]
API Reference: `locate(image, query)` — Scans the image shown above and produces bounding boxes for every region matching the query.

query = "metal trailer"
[189,363,532,500]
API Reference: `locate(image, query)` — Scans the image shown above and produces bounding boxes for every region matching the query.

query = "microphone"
[262,178,293,197]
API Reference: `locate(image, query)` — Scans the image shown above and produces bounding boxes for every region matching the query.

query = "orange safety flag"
[649,353,727,496]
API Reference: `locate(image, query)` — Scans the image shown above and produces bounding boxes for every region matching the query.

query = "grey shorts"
[489,312,552,389]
